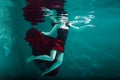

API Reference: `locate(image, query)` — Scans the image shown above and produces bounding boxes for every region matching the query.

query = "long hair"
[23,0,66,25]
[23,0,46,25]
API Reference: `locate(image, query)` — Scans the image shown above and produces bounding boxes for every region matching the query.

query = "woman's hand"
[26,56,35,63]
[41,32,51,36]
[41,7,50,11]
[43,13,54,17]
[86,24,95,28]
[41,69,49,76]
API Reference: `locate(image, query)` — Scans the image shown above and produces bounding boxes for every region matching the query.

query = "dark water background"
[0,0,120,80]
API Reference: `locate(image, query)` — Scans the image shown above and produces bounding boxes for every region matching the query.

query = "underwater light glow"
[0,27,14,62]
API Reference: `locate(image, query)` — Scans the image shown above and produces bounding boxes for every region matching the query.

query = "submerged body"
[25,7,94,76]
[25,28,64,76]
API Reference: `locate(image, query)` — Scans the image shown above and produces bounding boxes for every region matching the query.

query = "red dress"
[25,28,64,76]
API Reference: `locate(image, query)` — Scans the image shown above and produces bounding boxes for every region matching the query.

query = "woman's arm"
[26,50,57,63]
[49,16,59,22]
[69,22,94,31]
[42,15,60,36]
[41,23,60,36]
[41,53,64,76]
[41,7,60,36]
[42,7,58,22]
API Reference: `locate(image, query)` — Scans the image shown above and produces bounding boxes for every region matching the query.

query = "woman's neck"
[60,22,69,29]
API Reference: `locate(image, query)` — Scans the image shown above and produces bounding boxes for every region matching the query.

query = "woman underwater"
[25,7,94,76]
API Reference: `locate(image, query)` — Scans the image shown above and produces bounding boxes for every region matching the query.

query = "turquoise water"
[0,0,120,80]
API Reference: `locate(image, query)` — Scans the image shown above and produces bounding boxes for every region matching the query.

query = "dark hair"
[55,8,68,16]
[23,0,46,25]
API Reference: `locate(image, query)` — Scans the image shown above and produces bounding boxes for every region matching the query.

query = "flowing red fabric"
[25,28,64,76]
[25,28,64,55]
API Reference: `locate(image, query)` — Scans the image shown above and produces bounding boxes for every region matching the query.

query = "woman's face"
[59,16,68,23]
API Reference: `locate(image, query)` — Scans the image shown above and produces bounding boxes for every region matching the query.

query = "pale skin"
[27,7,94,76]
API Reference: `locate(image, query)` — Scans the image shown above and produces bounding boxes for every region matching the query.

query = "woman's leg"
[41,53,64,76]
[26,50,57,62]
